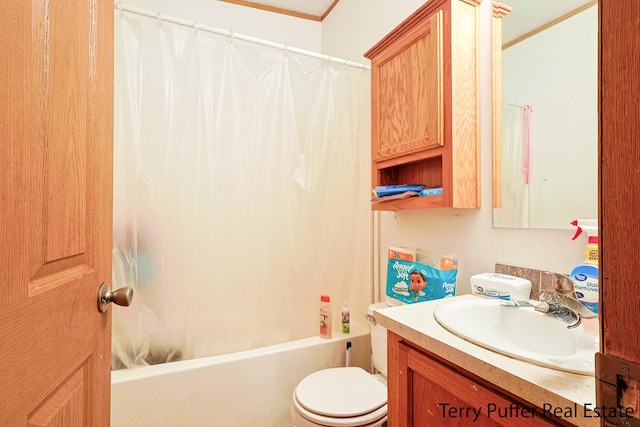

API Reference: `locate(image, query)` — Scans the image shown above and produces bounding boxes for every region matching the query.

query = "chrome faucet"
[535,272,597,329]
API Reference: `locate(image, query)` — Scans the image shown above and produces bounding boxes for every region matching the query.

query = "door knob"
[97,282,133,313]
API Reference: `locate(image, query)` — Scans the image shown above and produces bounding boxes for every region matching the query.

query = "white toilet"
[291,302,389,427]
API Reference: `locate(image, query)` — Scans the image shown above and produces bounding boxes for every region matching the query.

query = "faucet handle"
[547,272,575,295]
[538,275,599,321]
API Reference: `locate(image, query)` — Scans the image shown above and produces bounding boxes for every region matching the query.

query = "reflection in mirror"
[493,0,598,229]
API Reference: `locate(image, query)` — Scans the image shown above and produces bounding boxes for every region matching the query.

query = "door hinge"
[596,353,640,426]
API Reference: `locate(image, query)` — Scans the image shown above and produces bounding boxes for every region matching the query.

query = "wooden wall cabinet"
[387,332,574,426]
[364,0,481,210]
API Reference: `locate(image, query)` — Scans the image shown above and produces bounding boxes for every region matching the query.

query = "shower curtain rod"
[114,2,371,71]
[502,101,534,111]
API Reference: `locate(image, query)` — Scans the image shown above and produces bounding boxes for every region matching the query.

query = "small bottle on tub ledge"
[319,295,332,339]
[341,301,350,333]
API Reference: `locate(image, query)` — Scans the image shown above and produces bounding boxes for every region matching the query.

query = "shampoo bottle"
[319,295,332,339]
[341,301,350,333]
[569,219,599,314]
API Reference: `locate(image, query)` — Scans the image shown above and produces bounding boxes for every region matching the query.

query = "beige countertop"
[374,296,599,427]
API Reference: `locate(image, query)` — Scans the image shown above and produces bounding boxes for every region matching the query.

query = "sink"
[433,295,598,376]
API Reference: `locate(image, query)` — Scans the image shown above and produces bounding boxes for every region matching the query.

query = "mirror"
[492,0,598,229]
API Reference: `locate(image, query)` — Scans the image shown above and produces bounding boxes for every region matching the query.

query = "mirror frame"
[492,2,511,210]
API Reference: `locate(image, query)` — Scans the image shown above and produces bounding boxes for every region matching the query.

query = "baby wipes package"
[470,273,532,301]
[385,247,457,306]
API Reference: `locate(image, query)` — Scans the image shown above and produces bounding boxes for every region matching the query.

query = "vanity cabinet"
[387,332,574,426]
[364,0,481,210]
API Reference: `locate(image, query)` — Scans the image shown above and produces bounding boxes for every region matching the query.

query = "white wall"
[321,0,427,64]
[321,0,587,296]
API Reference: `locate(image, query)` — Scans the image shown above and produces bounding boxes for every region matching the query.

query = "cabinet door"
[371,10,443,162]
[389,339,565,426]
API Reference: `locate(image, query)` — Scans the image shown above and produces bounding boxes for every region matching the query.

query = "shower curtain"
[493,103,532,228]
[112,10,371,368]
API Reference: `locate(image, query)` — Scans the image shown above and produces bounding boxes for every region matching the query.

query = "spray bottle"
[570,219,599,314]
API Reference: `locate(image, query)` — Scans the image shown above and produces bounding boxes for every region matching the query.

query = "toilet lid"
[294,367,387,418]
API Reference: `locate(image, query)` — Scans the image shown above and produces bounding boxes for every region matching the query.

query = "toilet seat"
[292,367,387,427]
[292,397,387,427]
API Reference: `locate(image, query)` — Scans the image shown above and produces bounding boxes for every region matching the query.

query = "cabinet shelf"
[372,194,445,211]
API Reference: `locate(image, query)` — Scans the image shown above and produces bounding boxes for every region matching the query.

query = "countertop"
[374,296,599,427]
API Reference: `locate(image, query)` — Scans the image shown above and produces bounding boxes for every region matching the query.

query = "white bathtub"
[111,325,371,427]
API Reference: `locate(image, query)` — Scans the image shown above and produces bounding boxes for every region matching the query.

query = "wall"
[321,0,427,64]
[322,0,587,297]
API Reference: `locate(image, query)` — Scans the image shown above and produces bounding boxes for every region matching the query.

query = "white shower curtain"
[112,10,371,368]
[493,103,532,228]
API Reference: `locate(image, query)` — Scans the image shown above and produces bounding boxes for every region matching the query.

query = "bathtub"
[111,325,371,427]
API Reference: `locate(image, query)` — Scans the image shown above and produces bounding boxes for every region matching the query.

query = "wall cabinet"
[365,0,481,210]
[387,332,575,426]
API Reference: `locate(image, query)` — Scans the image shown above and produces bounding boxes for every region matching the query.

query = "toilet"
[291,302,389,427]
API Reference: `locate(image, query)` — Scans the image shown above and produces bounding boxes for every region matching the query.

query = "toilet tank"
[368,302,389,377]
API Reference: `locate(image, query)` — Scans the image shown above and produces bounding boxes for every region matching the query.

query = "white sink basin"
[433,295,598,376]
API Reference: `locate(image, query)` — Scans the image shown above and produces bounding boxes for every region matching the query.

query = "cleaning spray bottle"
[569,219,599,314]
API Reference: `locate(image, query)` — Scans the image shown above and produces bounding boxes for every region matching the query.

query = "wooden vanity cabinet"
[387,332,573,426]
[364,0,481,210]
